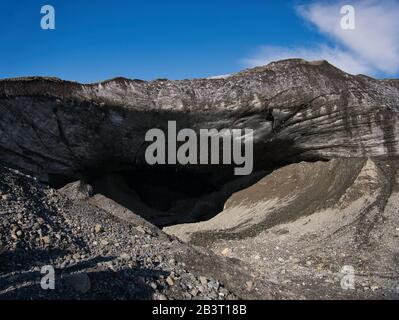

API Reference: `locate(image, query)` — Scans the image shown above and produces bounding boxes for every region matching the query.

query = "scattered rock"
[135,226,146,234]
[1,194,10,201]
[166,276,174,286]
[153,293,168,300]
[72,253,80,260]
[94,224,103,234]
[199,276,208,286]
[119,253,130,260]
[221,248,232,257]
[42,236,50,244]
[150,282,158,290]
[245,281,254,291]
[59,181,93,200]
[208,279,220,290]
[190,288,199,297]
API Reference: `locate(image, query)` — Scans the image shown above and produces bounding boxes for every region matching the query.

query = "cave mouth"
[77,165,268,228]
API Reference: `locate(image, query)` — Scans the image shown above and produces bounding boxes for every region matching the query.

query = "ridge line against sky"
[0,0,398,82]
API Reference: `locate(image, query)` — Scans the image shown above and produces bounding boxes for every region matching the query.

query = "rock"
[207,279,220,290]
[65,273,91,294]
[208,292,218,299]
[59,181,93,200]
[94,224,103,234]
[291,258,301,264]
[166,276,174,286]
[135,226,146,234]
[42,236,50,244]
[245,281,254,291]
[197,285,205,293]
[119,253,130,260]
[199,276,208,286]
[183,292,192,299]
[104,261,114,269]
[1,194,10,201]
[190,288,199,297]
[149,282,158,290]
[221,248,232,257]
[154,293,168,300]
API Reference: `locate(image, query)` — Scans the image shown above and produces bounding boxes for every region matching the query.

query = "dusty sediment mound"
[166,158,399,299]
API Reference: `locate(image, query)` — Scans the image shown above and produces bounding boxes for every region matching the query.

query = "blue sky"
[0,0,398,82]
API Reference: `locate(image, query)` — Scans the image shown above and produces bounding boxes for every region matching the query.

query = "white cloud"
[243,0,399,76]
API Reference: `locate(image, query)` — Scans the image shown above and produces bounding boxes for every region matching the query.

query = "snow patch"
[207,74,232,80]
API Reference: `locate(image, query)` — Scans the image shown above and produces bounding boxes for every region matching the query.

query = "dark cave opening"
[124,168,218,212]
[47,139,316,228]
[66,165,268,227]
[46,137,315,228]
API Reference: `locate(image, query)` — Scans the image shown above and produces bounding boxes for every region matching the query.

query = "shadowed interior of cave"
[54,165,268,227]
[45,138,325,228]
[46,136,322,227]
